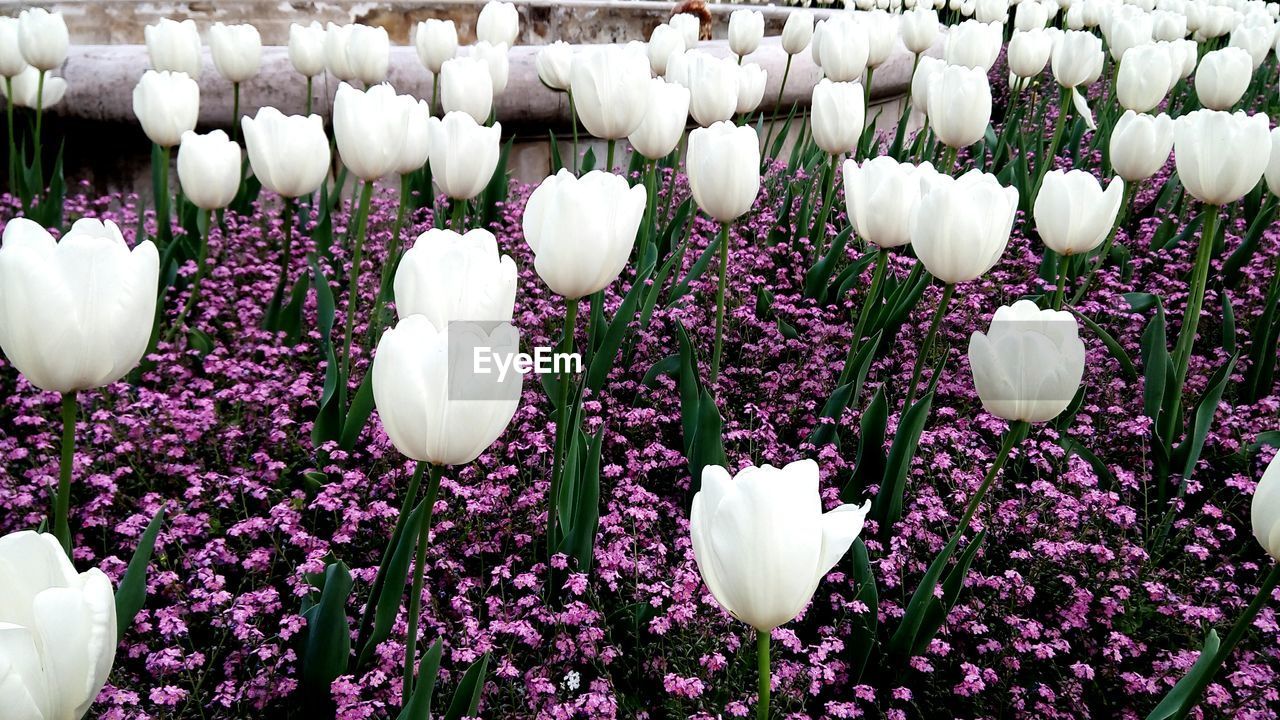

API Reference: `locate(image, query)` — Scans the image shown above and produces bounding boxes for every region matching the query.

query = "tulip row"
[2,0,1280,716]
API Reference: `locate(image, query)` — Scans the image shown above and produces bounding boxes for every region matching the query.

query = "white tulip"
[687,121,761,223]
[536,41,574,91]
[477,1,520,46]
[288,22,327,78]
[333,82,412,181]
[818,14,870,82]
[17,8,68,72]
[1266,127,1280,198]
[0,218,159,393]
[1008,28,1055,78]
[901,7,940,53]
[1172,38,1198,79]
[910,169,1019,284]
[927,64,992,148]
[863,10,900,69]
[811,79,866,155]
[945,20,1003,70]
[1,65,66,109]
[1015,0,1050,30]
[473,41,511,95]
[1195,47,1252,110]
[670,13,702,47]
[684,52,740,127]
[132,70,200,148]
[1229,24,1274,69]
[440,56,494,123]
[1105,14,1153,61]
[1109,110,1174,182]
[844,156,938,248]
[647,24,686,76]
[1252,453,1280,560]
[415,19,458,75]
[911,55,945,114]
[394,228,517,326]
[394,97,433,177]
[209,23,261,83]
[427,111,502,200]
[1117,44,1176,112]
[629,78,691,160]
[0,17,27,78]
[1173,109,1271,205]
[729,9,765,57]
[326,23,390,85]
[145,18,202,78]
[968,300,1086,423]
[973,0,1009,23]
[0,530,116,720]
[1152,10,1188,40]
[241,108,331,198]
[1051,29,1104,87]
[1034,169,1124,255]
[690,459,870,631]
[735,62,767,115]
[782,10,816,55]
[570,44,651,140]
[523,169,646,299]
[372,315,520,466]
[177,130,241,211]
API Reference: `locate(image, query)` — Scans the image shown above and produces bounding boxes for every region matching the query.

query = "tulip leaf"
[311,258,342,446]
[559,427,604,571]
[808,382,854,451]
[442,652,490,720]
[641,355,680,387]
[871,390,935,527]
[769,101,799,159]
[1222,196,1278,287]
[667,234,721,308]
[339,369,376,451]
[1221,292,1236,356]
[548,131,564,174]
[846,385,889,503]
[356,500,425,670]
[1242,285,1280,404]
[586,244,657,393]
[1139,298,1170,424]
[396,639,443,720]
[1124,292,1160,313]
[479,137,514,225]
[803,226,854,300]
[1171,353,1238,480]
[115,507,166,637]
[1059,437,1117,491]
[1160,212,1204,252]
[301,560,353,689]
[1145,629,1221,720]
[825,251,877,306]
[912,529,987,657]
[1071,309,1138,381]
[888,530,962,664]
[848,539,879,682]
[580,147,596,174]
[280,273,313,346]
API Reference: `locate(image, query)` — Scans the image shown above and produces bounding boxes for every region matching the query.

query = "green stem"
[811,153,839,260]
[305,76,313,117]
[5,77,14,191]
[838,248,889,387]
[33,70,44,188]
[567,90,580,176]
[548,298,579,562]
[1168,563,1280,720]
[760,55,792,159]
[157,145,171,243]
[168,209,212,340]
[231,82,241,144]
[450,197,466,230]
[54,392,77,555]
[265,198,296,331]
[1162,205,1219,442]
[402,462,444,704]
[711,221,731,386]
[354,462,424,658]
[1052,256,1068,310]
[606,138,615,175]
[340,180,375,416]
[642,160,658,258]
[1032,87,1072,203]
[950,422,1029,541]
[369,176,410,347]
[757,630,770,720]
[903,283,955,409]
[431,75,439,117]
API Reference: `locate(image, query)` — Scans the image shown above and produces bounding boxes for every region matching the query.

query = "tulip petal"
[0,622,49,720]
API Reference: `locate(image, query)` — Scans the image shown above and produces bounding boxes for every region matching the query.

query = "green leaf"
[356,501,425,669]
[1071,309,1138,381]
[803,226,854,300]
[548,131,563,174]
[845,386,888,503]
[666,235,720,307]
[339,369,376,451]
[559,428,604,571]
[114,507,166,636]
[301,560,354,689]
[847,539,878,682]
[1172,354,1239,480]
[442,653,490,720]
[1145,629,1221,720]
[1139,299,1170,424]
[888,531,962,662]
[911,530,987,656]
[871,390,935,526]
[586,244,657,393]
[1059,437,1117,490]
[396,640,444,720]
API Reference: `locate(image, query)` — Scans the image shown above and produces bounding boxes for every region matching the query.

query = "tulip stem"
[450,197,466,231]
[548,298,579,563]
[1032,87,1072,205]
[305,76,313,118]
[354,461,424,662]
[33,70,44,189]
[1161,205,1219,444]
[54,392,77,555]
[167,209,213,342]
[810,153,840,260]
[951,421,1029,543]
[340,180,375,417]
[903,282,955,410]
[4,77,15,191]
[756,630,770,720]
[1167,562,1280,720]
[710,221,732,386]
[369,175,410,347]
[1051,258,1068,310]
[156,145,172,245]
[264,198,295,331]
[760,54,792,160]
[606,139,615,174]
[838,248,889,387]
[1071,182,1137,305]
[567,90,580,176]
[430,75,439,117]
[402,462,444,705]
[231,82,241,144]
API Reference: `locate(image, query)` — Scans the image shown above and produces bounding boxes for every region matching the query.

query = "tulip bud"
[570,45,650,140]
[910,170,1019,284]
[536,41,573,91]
[209,23,261,84]
[647,24,686,76]
[690,459,870,632]
[863,10,900,69]
[735,62,767,115]
[522,169,646,299]
[289,22,327,78]
[326,23,389,86]
[973,0,1008,23]
[146,18,202,79]
[1252,453,1280,560]
[394,97,433,177]
[844,156,937,249]
[1034,169,1124,256]
[968,300,1086,423]
[1,65,66,109]
[415,19,458,75]
[687,121,761,223]
[241,108,330,198]
[1152,10,1187,40]
[477,1,520,47]
[670,13,701,48]
[901,7,940,54]
[1195,47,1252,111]
[810,19,826,68]
[682,52,738,127]
[372,316,520,466]
[811,79,866,155]
[1116,44,1175,113]
[782,10,815,55]
[817,14,870,82]
[1229,24,1273,69]
[926,64,992,149]
[132,70,200,148]
[1015,0,1050,30]
[334,82,412,181]
[1173,109,1272,206]
[427,111,502,200]
[17,8,68,72]
[1008,28,1055,78]
[0,218,159,392]
[629,78,690,161]
[1267,127,1280,198]
[395,228,517,328]
[1105,15,1153,62]
[1109,110,1173,182]
[729,9,765,58]
[1051,29,1104,88]
[0,17,27,78]
[177,130,241,211]
[440,56,494,124]
[911,55,945,115]
[945,20,1003,71]
[0,530,117,720]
